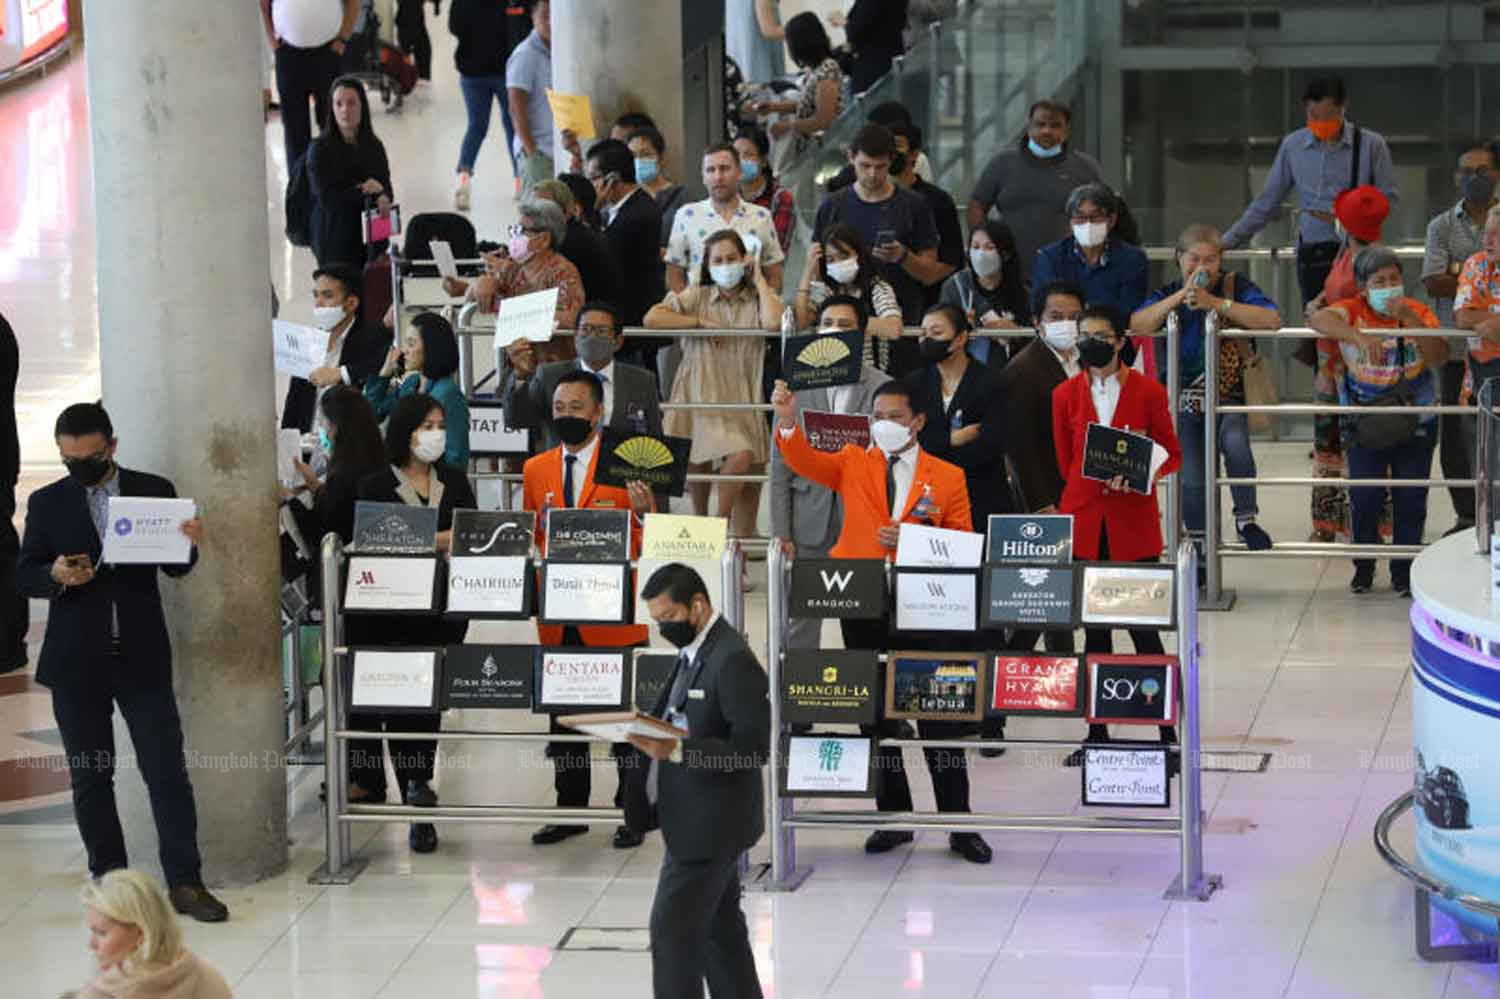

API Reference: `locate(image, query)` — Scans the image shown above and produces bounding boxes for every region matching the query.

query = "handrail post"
[720,539,751,880]
[1202,314,1227,609]
[311,532,352,883]
[1165,540,1220,901]
[1164,313,1181,562]
[764,542,801,889]
[1478,379,1494,555]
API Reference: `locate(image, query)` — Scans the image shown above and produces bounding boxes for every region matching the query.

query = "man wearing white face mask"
[1030,184,1148,333]
[1002,281,1083,519]
[280,264,392,432]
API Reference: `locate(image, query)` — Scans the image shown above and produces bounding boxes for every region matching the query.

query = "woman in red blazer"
[1052,305,1182,755]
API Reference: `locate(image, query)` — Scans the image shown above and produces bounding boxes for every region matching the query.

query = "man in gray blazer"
[625,563,770,999]
[770,295,889,649]
[501,301,663,452]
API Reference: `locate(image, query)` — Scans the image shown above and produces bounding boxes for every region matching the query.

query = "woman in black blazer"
[348,393,476,854]
[307,76,393,268]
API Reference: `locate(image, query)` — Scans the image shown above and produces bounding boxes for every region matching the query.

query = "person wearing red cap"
[1222,76,1398,309]
[1306,184,1391,544]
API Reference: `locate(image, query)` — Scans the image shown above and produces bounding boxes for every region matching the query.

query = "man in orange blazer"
[523,369,655,848]
[1052,304,1182,760]
[771,377,993,865]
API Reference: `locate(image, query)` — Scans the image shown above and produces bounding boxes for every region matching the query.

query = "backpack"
[284,150,313,248]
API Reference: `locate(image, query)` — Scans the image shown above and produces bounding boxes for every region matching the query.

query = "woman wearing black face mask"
[909,304,1013,530]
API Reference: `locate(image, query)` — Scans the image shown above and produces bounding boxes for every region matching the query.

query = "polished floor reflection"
[1,15,1496,999]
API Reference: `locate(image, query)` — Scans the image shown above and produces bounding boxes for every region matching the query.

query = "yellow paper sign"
[641,514,729,562]
[546,89,596,140]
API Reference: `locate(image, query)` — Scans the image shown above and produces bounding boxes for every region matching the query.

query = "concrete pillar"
[552,0,689,182]
[82,1,286,884]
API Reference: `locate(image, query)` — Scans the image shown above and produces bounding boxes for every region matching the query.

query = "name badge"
[592,499,617,507]
[688,689,706,700]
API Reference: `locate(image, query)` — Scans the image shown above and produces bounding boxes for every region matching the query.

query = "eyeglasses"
[578,324,614,338]
[506,223,544,237]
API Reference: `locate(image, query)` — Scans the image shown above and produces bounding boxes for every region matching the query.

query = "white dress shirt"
[580,359,615,421]
[560,432,600,503]
[887,444,920,517]
[1047,343,1081,380]
[1090,371,1123,428]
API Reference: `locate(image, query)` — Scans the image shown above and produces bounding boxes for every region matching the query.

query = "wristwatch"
[1217,299,1231,318]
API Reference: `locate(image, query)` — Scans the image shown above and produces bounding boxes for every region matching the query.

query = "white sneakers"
[453,180,471,213]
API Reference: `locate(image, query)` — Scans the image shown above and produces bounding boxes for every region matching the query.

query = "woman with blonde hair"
[68,870,230,999]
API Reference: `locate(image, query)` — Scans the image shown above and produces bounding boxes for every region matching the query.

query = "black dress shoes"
[864,830,915,854]
[169,885,229,923]
[405,780,439,853]
[532,824,588,845]
[949,833,993,864]
[405,780,438,808]
[612,825,644,849]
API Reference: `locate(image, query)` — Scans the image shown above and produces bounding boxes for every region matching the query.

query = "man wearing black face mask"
[16,403,228,923]
[623,563,768,999]
[521,370,656,848]
[502,301,662,454]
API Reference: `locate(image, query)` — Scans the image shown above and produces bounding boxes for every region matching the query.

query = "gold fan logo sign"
[797,336,852,368]
[611,435,678,488]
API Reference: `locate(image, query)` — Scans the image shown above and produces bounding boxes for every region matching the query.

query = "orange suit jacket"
[523,442,649,647]
[774,426,972,559]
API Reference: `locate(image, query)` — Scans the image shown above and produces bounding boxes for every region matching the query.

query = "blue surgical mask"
[634,157,659,185]
[740,159,760,183]
[1028,138,1063,159]
[709,262,746,290]
[1367,285,1403,316]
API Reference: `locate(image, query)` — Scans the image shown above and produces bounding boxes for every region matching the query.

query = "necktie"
[563,454,577,507]
[647,652,693,806]
[886,454,901,518]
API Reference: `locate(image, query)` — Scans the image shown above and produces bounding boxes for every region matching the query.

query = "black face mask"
[65,455,112,487]
[1077,336,1118,370]
[554,416,594,446]
[658,617,699,649]
[919,337,955,364]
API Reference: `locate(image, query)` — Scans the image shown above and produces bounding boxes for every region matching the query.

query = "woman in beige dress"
[645,229,783,539]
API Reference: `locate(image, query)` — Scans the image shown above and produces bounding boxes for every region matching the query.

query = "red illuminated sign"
[990,655,1082,716]
[21,0,68,63]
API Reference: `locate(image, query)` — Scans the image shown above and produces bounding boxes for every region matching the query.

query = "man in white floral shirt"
[666,143,785,293]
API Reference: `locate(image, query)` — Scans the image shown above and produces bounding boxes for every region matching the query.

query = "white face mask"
[870,418,912,455]
[412,428,446,464]
[1041,319,1078,352]
[826,258,860,285]
[969,248,1001,278]
[1072,221,1109,248]
[709,262,746,290]
[312,305,347,331]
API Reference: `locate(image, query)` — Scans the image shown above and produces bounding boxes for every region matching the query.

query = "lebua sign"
[780,650,880,725]
[789,559,886,620]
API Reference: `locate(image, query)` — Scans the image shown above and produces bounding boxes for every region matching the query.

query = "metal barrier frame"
[758,540,1221,902]
[1200,322,1477,609]
[310,533,747,885]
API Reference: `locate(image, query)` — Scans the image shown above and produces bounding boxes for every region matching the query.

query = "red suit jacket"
[523,442,649,647]
[1051,368,1182,563]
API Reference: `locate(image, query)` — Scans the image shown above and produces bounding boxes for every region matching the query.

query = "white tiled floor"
[3,9,1499,998]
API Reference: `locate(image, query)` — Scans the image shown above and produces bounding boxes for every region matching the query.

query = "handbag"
[1354,337,1419,450]
[1240,352,1279,434]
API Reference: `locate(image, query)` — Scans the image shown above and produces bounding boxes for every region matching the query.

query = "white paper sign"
[101,497,195,565]
[277,429,304,486]
[893,571,977,632]
[272,320,326,380]
[447,556,528,614]
[494,287,559,348]
[542,562,628,622]
[1082,747,1170,807]
[469,407,530,455]
[895,524,984,568]
[344,556,439,611]
[539,651,627,706]
[351,649,438,709]
[428,239,459,279]
[785,736,872,795]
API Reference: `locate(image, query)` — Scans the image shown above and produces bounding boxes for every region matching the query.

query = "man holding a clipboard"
[1052,306,1182,755]
[16,403,227,923]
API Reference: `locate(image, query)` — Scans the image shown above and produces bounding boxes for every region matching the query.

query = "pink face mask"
[507,233,533,263]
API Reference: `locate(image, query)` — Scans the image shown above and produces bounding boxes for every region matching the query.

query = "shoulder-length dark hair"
[784,11,833,68]
[968,219,1031,325]
[819,223,878,300]
[319,385,386,484]
[323,75,379,147]
[385,393,444,468]
[411,313,460,380]
[697,229,751,289]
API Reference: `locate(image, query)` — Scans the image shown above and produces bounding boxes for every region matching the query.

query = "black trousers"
[841,618,972,814]
[650,851,762,999]
[348,711,440,797]
[1295,240,1341,307]
[395,0,433,80]
[51,679,203,888]
[546,627,633,808]
[0,516,27,673]
[1440,359,1476,522]
[1084,528,1168,740]
[274,42,341,169]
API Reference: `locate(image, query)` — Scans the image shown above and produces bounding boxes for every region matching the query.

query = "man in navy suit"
[16,403,228,922]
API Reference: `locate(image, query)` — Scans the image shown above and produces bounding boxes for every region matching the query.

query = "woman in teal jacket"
[365,313,471,468]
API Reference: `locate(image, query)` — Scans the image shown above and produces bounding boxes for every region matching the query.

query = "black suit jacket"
[0,313,17,516]
[623,617,770,861]
[604,188,666,327]
[280,318,393,431]
[909,361,1013,527]
[500,358,662,453]
[998,338,1069,512]
[16,469,197,691]
[561,219,625,310]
